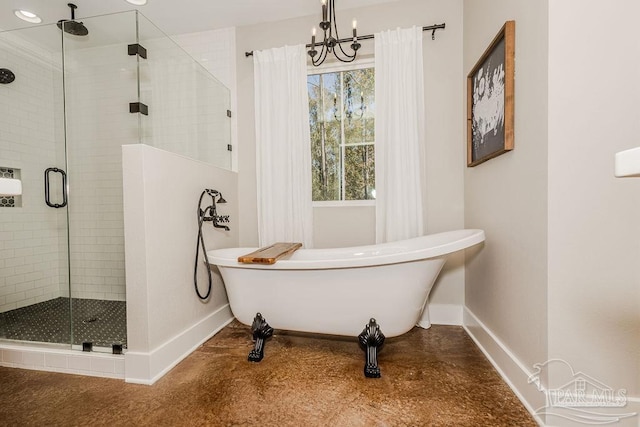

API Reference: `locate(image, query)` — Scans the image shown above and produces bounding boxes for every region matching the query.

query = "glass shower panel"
[61,11,138,351]
[0,24,70,345]
[136,13,232,170]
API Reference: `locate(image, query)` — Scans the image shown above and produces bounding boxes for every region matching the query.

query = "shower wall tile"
[63,43,137,301]
[44,353,68,369]
[0,343,125,379]
[0,34,137,308]
[114,358,125,375]
[2,349,22,364]
[21,351,45,368]
[67,355,92,372]
[90,356,117,374]
[172,27,236,89]
[0,37,64,313]
[139,27,235,170]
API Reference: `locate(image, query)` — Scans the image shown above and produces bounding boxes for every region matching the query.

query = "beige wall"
[463,0,549,369]
[464,0,640,421]
[548,0,640,400]
[236,0,466,308]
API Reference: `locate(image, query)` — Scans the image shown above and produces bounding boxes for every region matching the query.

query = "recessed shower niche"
[0,167,21,207]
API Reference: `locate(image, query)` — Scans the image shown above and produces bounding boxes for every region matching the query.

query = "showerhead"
[0,68,15,84]
[57,3,88,36]
[58,20,88,36]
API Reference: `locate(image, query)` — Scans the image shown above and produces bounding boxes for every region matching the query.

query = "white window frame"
[308,57,376,208]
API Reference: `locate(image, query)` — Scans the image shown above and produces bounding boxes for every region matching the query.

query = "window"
[308,65,375,202]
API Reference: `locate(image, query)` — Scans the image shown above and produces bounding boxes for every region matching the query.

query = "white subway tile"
[45,353,68,369]
[22,351,45,367]
[67,355,91,371]
[2,349,23,364]
[90,357,115,374]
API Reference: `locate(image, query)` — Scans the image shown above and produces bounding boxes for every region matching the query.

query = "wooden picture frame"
[467,20,515,167]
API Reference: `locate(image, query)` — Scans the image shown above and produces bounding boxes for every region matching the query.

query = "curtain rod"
[244,23,445,57]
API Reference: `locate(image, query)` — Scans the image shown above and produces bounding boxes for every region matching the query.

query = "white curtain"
[253,45,314,248]
[374,26,425,243]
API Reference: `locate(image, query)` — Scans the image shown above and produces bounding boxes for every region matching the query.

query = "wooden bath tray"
[238,242,302,264]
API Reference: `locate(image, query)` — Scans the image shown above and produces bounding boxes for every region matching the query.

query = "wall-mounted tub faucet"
[194,189,230,301]
[202,189,229,231]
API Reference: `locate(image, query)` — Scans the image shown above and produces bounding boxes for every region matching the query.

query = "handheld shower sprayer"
[194,188,230,300]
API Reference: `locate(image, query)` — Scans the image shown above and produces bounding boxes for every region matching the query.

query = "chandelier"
[242,2,446,64]
[308,0,361,66]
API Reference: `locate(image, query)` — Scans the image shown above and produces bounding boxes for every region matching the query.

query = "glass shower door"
[61,11,139,351]
[0,23,71,346]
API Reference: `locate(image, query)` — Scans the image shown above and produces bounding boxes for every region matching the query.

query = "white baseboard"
[125,304,233,385]
[463,307,546,426]
[464,307,640,427]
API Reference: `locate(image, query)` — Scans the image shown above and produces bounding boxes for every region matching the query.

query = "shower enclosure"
[0,11,231,353]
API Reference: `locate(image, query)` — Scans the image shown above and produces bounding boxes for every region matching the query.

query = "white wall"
[123,145,236,384]
[548,0,640,413]
[236,0,466,312]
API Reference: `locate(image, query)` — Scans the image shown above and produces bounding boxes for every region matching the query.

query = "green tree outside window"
[308,67,375,201]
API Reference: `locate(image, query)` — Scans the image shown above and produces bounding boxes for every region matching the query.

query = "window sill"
[313,200,375,208]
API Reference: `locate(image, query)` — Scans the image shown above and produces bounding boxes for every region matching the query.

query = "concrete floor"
[0,321,537,426]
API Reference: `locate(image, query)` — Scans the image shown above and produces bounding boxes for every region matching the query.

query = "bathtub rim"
[207,228,485,270]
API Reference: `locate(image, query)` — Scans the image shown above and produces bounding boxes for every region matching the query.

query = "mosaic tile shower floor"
[0,297,126,348]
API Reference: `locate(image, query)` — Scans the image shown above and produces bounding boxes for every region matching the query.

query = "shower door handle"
[44,167,67,208]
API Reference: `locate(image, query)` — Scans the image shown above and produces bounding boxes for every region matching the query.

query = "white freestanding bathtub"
[207,229,485,338]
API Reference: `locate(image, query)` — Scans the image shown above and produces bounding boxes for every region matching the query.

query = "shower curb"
[0,343,125,379]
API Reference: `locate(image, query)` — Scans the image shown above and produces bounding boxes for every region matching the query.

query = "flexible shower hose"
[194,191,213,300]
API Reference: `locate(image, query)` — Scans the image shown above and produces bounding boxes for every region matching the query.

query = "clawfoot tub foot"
[248,312,273,362]
[358,318,386,378]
